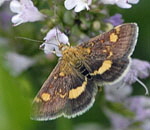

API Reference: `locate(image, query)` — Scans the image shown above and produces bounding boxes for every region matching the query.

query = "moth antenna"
[39,42,58,49]
[135,77,149,95]
[55,27,61,46]
[55,27,71,47]
[15,36,43,43]
[52,2,61,46]
[53,4,70,47]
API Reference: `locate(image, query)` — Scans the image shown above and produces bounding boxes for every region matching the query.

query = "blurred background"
[0,0,150,130]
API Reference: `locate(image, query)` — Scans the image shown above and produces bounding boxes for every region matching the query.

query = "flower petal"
[44,28,61,41]
[74,2,87,12]
[54,46,62,57]
[101,0,116,5]
[133,59,150,79]
[105,81,132,102]
[10,0,45,26]
[128,0,139,4]
[123,59,150,84]
[116,1,132,8]
[5,52,36,76]
[104,13,124,26]
[101,0,139,8]
[58,33,69,44]
[64,0,77,10]
[42,43,55,54]
[44,28,69,45]
[42,27,69,57]
[11,14,24,26]
[10,0,22,13]
[87,0,92,5]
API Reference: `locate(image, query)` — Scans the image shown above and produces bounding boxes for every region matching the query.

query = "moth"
[31,23,138,120]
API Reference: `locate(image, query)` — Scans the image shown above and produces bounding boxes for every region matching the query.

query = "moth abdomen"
[75,62,92,80]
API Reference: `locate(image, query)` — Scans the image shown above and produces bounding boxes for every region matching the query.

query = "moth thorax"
[62,47,81,65]
[59,44,69,51]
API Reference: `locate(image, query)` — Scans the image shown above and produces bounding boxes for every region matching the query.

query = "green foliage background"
[0,0,150,130]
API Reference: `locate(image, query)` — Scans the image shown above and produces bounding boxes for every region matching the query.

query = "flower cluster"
[5,52,36,76]
[0,0,141,57]
[101,0,139,8]
[9,0,45,26]
[64,0,92,12]
[104,58,150,130]
[105,96,150,130]
[0,0,140,26]
[40,27,69,57]
[104,13,124,26]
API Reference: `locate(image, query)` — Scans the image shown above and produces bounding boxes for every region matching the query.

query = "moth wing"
[31,60,97,120]
[79,23,138,83]
[80,23,138,59]
[31,62,67,120]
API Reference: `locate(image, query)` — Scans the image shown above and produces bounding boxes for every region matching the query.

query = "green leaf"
[0,64,33,130]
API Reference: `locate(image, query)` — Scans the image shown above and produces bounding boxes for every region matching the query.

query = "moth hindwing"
[31,23,138,120]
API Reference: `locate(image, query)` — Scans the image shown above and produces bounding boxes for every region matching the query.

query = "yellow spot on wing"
[102,49,107,53]
[89,42,95,46]
[54,76,57,79]
[69,78,87,99]
[106,46,111,50]
[91,60,112,75]
[34,97,42,103]
[110,33,118,42]
[59,93,67,98]
[41,93,51,101]
[107,51,113,58]
[115,26,120,34]
[58,89,67,98]
[87,48,91,54]
[59,72,65,77]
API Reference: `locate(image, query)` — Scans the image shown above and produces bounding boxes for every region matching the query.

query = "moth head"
[58,43,70,52]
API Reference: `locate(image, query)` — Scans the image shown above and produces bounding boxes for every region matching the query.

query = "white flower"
[5,52,36,76]
[40,28,69,57]
[124,59,150,84]
[64,0,92,12]
[125,96,150,121]
[101,0,139,8]
[105,58,150,101]
[9,0,45,26]
[105,82,132,102]
[104,109,131,130]
[123,58,150,95]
